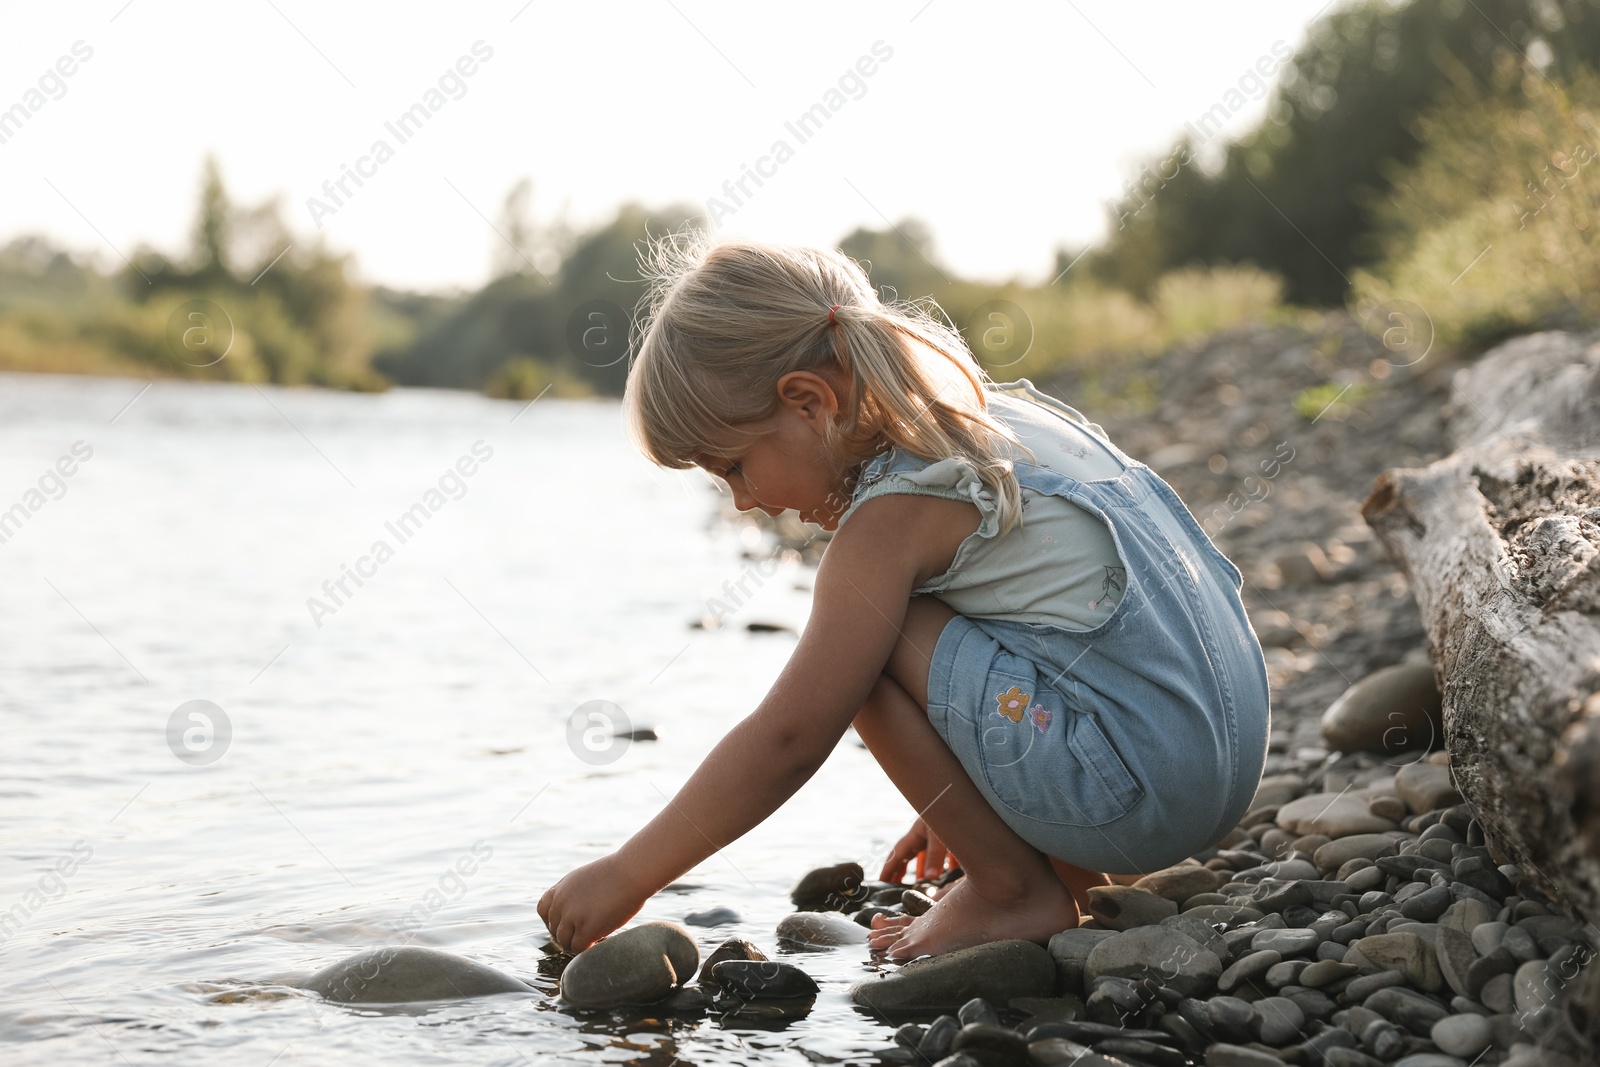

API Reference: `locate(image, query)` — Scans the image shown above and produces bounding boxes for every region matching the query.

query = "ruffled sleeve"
[839,450,1004,540]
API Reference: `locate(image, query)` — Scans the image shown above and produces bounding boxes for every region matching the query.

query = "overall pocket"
[971,655,1146,829]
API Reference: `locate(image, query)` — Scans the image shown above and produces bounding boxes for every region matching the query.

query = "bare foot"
[865,874,1080,961]
[866,911,914,949]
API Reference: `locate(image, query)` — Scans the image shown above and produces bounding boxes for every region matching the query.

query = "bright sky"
[1,0,1339,293]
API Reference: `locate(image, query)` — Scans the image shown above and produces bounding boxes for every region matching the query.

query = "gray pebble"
[1265,959,1308,987]
[1431,1013,1492,1058]
[1252,994,1305,1045]
[1252,928,1320,956]
[1300,960,1358,988]
[1399,885,1452,922]
[1501,925,1540,962]
[1218,949,1281,993]
[1470,921,1508,956]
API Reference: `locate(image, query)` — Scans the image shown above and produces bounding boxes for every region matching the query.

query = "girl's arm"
[538,493,941,952]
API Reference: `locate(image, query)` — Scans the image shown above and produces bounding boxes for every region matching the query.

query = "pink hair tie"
[828,305,841,327]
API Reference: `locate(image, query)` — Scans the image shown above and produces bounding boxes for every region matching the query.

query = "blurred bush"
[1353,58,1600,349]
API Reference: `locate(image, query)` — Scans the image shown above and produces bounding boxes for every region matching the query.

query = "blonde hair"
[623,230,1036,535]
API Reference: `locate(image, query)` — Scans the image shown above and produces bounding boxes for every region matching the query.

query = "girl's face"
[693,369,856,531]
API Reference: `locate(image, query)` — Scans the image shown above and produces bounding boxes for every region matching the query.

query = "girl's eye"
[724,462,743,479]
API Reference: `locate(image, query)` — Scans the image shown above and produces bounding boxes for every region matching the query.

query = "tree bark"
[1361,330,1600,1052]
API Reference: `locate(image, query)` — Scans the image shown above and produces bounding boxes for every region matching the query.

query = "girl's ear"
[775,370,839,427]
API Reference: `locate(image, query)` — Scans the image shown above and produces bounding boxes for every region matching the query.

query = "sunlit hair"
[623,229,1036,535]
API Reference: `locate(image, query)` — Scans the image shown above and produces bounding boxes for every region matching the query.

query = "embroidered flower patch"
[1029,704,1052,733]
[994,685,1029,723]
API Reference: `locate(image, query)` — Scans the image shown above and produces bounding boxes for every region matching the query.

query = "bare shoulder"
[825,492,982,590]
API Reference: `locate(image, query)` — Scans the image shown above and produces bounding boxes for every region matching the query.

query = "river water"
[0,373,917,1065]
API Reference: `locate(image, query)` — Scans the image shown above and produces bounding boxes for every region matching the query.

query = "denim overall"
[848,388,1272,875]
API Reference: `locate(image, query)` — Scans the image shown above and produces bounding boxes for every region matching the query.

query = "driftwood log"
[1361,330,1600,1049]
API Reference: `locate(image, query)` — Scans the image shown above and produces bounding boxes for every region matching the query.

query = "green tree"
[1091,0,1600,305]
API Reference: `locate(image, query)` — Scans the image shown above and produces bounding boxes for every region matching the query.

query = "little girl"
[538,234,1272,962]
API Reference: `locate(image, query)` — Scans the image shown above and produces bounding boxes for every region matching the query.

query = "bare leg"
[853,597,1079,960]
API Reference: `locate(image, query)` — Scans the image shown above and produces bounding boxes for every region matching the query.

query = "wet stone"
[559,922,699,1009]
[851,939,1056,1013]
[917,1015,961,1062]
[696,937,767,989]
[1099,1037,1187,1067]
[1203,1040,1284,1065]
[902,889,936,916]
[711,960,818,1000]
[790,861,865,909]
[684,906,740,927]
[776,911,868,947]
[302,945,533,1004]
[949,1021,1029,1067]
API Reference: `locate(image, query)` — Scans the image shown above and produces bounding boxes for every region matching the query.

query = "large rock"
[1319,663,1442,755]
[776,911,868,947]
[302,946,532,1003]
[1086,885,1178,929]
[559,921,698,1008]
[850,939,1056,1012]
[1083,927,1221,998]
[1393,762,1462,814]
[1276,792,1399,837]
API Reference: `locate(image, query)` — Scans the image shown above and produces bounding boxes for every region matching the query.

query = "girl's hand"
[879,817,959,884]
[537,853,651,953]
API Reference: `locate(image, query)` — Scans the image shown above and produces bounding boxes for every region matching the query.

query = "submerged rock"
[301,946,532,1003]
[559,921,698,1008]
[683,905,740,927]
[850,939,1055,1012]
